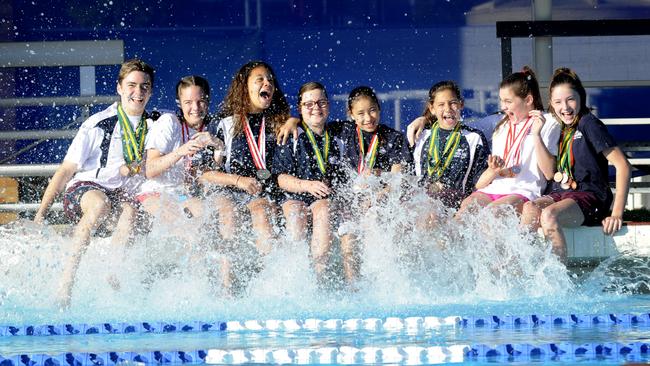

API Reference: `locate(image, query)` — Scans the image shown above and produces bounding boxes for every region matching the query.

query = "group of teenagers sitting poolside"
[32,59,631,308]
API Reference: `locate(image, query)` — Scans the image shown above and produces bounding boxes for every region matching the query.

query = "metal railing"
[331,87,498,130]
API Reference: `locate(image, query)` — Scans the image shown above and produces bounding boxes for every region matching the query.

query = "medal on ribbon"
[243,116,270,180]
[426,121,461,180]
[357,127,379,174]
[500,117,532,177]
[556,126,576,190]
[117,103,147,176]
[301,121,330,175]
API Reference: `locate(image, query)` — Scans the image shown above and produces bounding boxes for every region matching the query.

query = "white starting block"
[565,223,650,261]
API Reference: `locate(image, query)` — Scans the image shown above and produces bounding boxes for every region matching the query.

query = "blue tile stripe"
[0,351,208,365]
[0,342,648,365]
[0,321,227,337]
[1,313,648,338]
[461,313,650,327]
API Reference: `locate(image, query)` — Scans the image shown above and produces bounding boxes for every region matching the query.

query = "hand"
[406,116,428,147]
[487,154,505,172]
[177,138,204,157]
[602,215,624,235]
[277,116,300,144]
[529,109,546,136]
[34,211,45,224]
[119,164,130,177]
[236,176,262,195]
[304,180,330,199]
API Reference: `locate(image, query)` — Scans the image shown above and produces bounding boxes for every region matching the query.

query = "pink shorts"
[136,192,161,203]
[477,191,529,203]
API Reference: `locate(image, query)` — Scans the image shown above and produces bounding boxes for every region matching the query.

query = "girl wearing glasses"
[202,61,291,294]
[273,82,343,285]
[277,85,411,287]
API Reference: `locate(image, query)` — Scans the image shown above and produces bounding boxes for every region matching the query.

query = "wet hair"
[347,86,381,114]
[175,75,211,124]
[548,67,589,125]
[118,59,154,87]
[494,66,544,133]
[219,60,290,136]
[421,80,463,124]
[297,81,328,122]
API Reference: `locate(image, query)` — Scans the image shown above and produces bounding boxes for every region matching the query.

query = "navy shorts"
[279,191,324,207]
[63,181,130,223]
[546,190,610,226]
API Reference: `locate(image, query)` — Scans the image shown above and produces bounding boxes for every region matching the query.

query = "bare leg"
[106,202,137,291]
[208,195,238,295]
[539,199,585,264]
[310,199,332,281]
[57,190,111,308]
[111,202,137,246]
[141,195,183,223]
[455,191,492,221]
[247,198,276,256]
[340,233,359,286]
[520,197,555,233]
[215,195,237,241]
[415,199,440,231]
[282,200,308,242]
[489,194,528,215]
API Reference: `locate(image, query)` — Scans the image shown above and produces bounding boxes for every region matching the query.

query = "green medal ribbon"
[426,121,461,179]
[357,127,379,174]
[301,121,330,174]
[557,126,576,178]
[117,103,147,166]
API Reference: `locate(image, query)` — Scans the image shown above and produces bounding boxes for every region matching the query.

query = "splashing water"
[0,178,648,326]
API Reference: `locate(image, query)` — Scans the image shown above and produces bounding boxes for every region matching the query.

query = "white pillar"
[532,0,553,104]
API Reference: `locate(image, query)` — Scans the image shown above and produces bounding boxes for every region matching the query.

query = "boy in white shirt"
[34,59,156,308]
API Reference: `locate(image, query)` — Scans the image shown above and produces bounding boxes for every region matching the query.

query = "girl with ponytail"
[456,66,561,216]
[520,67,631,263]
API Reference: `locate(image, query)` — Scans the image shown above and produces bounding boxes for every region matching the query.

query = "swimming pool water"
[1,200,649,365]
[1,295,650,364]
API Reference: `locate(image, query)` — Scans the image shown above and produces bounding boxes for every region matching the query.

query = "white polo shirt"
[64,102,152,194]
[478,113,561,200]
[138,112,203,195]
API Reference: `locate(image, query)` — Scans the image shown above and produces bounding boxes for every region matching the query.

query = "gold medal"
[561,172,569,184]
[128,162,141,176]
[553,172,563,183]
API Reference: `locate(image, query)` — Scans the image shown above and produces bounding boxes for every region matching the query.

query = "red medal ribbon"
[243,116,267,170]
[357,127,379,174]
[503,117,532,168]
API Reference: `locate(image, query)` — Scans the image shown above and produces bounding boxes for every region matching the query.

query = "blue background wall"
[1,0,649,164]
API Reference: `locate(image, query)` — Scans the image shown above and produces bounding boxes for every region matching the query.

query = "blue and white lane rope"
[0,342,649,365]
[1,313,649,338]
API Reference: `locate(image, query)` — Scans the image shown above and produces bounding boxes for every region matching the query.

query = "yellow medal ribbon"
[301,121,330,175]
[357,127,379,174]
[117,103,147,172]
[427,121,461,179]
[557,126,576,178]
